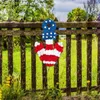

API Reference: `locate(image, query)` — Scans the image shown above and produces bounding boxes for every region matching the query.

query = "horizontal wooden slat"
[0,29,100,35]
[0,21,100,28]
[28,86,98,93]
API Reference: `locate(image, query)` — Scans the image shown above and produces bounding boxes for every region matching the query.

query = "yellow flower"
[6,84,10,87]
[6,81,10,84]
[56,82,59,84]
[0,94,2,97]
[87,80,90,83]
[6,76,11,81]
[0,90,2,93]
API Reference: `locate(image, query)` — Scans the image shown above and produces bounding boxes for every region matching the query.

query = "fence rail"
[0,21,100,95]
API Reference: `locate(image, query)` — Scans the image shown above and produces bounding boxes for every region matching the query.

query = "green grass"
[2,35,98,91]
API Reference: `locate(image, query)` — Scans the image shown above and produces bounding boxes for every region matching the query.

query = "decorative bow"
[34,19,63,67]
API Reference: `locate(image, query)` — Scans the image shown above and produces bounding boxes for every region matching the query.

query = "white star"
[48,28,50,30]
[50,32,52,34]
[42,33,44,35]
[42,36,44,38]
[52,24,54,26]
[50,36,52,38]
[54,36,56,38]
[46,33,48,35]
[54,32,56,34]
[44,26,46,28]
[46,36,48,38]
[45,21,47,23]
[49,20,51,22]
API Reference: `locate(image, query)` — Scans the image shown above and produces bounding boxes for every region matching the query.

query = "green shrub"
[0,76,25,100]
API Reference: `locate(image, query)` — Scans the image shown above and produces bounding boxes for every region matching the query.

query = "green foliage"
[67,8,87,22]
[1,76,25,100]
[0,0,55,49]
[44,87,62,100]
[0,0,55,21]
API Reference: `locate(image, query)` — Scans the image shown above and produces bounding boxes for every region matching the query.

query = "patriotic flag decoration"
[34,19,63,67]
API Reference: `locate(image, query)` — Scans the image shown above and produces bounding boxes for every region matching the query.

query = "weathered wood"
[0,21,100,28]
[31,36,36,91]
[0,35,2,84]
[0,29,100,36]
[20,35,26,90]
[34,86,98,93]
[66,35,71,96]
[54,35,59,88]
[87,34,92,91]
[76,34,82,94]
[98,34,100,92]
[8,35,13,75]
[42,63,47,89]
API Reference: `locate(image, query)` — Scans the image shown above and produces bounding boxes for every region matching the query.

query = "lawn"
[2,35,98,91]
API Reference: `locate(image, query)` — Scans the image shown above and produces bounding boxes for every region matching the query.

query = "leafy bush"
[0,75,25,100]
[43,87,62,100]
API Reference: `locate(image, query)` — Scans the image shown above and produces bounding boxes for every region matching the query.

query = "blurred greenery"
[67,0,100,22]
[67,7,87,22]
[0,0,55,21]
[0,0,56,49]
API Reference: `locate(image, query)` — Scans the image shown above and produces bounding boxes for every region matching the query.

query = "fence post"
[98,34,100,92]
[20,34,26,90]
[66,35,71,96]
[54,35,59,88]
[76,34,82,94]
[0,34,2,84]
[8,28,13,75]
[42,63,47,89]
[87,34,92,92]
[31,36,36,91]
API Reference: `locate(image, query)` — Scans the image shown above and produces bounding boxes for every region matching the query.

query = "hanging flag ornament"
[34,19,63,67]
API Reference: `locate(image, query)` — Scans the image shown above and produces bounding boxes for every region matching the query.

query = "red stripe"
[40,55,59,62]
[46,64,54,67]
[34,43,44,52]
[54,43,63,52]
[45,44,54,50]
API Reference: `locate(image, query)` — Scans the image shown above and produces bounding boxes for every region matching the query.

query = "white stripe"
[38,49,62,57]
[43,61,56,64]
[46,39,53,44]
[58,42,63,47]
[42,49,61,57]
[37,48,45,57]
[35,42,40,47]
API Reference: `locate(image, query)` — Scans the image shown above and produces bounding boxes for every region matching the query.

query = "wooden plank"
[31,36,36,91]
[76,34,82,94]
[20,35,26,90]
[54,35,59,88]
[0,29,100,36]
[0,21,100,28]
[0,35,2,84]
[66,35,71,96]
[42,63,47,89]
[87,34,92,92]
[8,35,13,75]
[97,34,100,92]
[34,86,98,93]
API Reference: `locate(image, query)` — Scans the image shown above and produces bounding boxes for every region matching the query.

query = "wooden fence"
[0,21,100,96]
